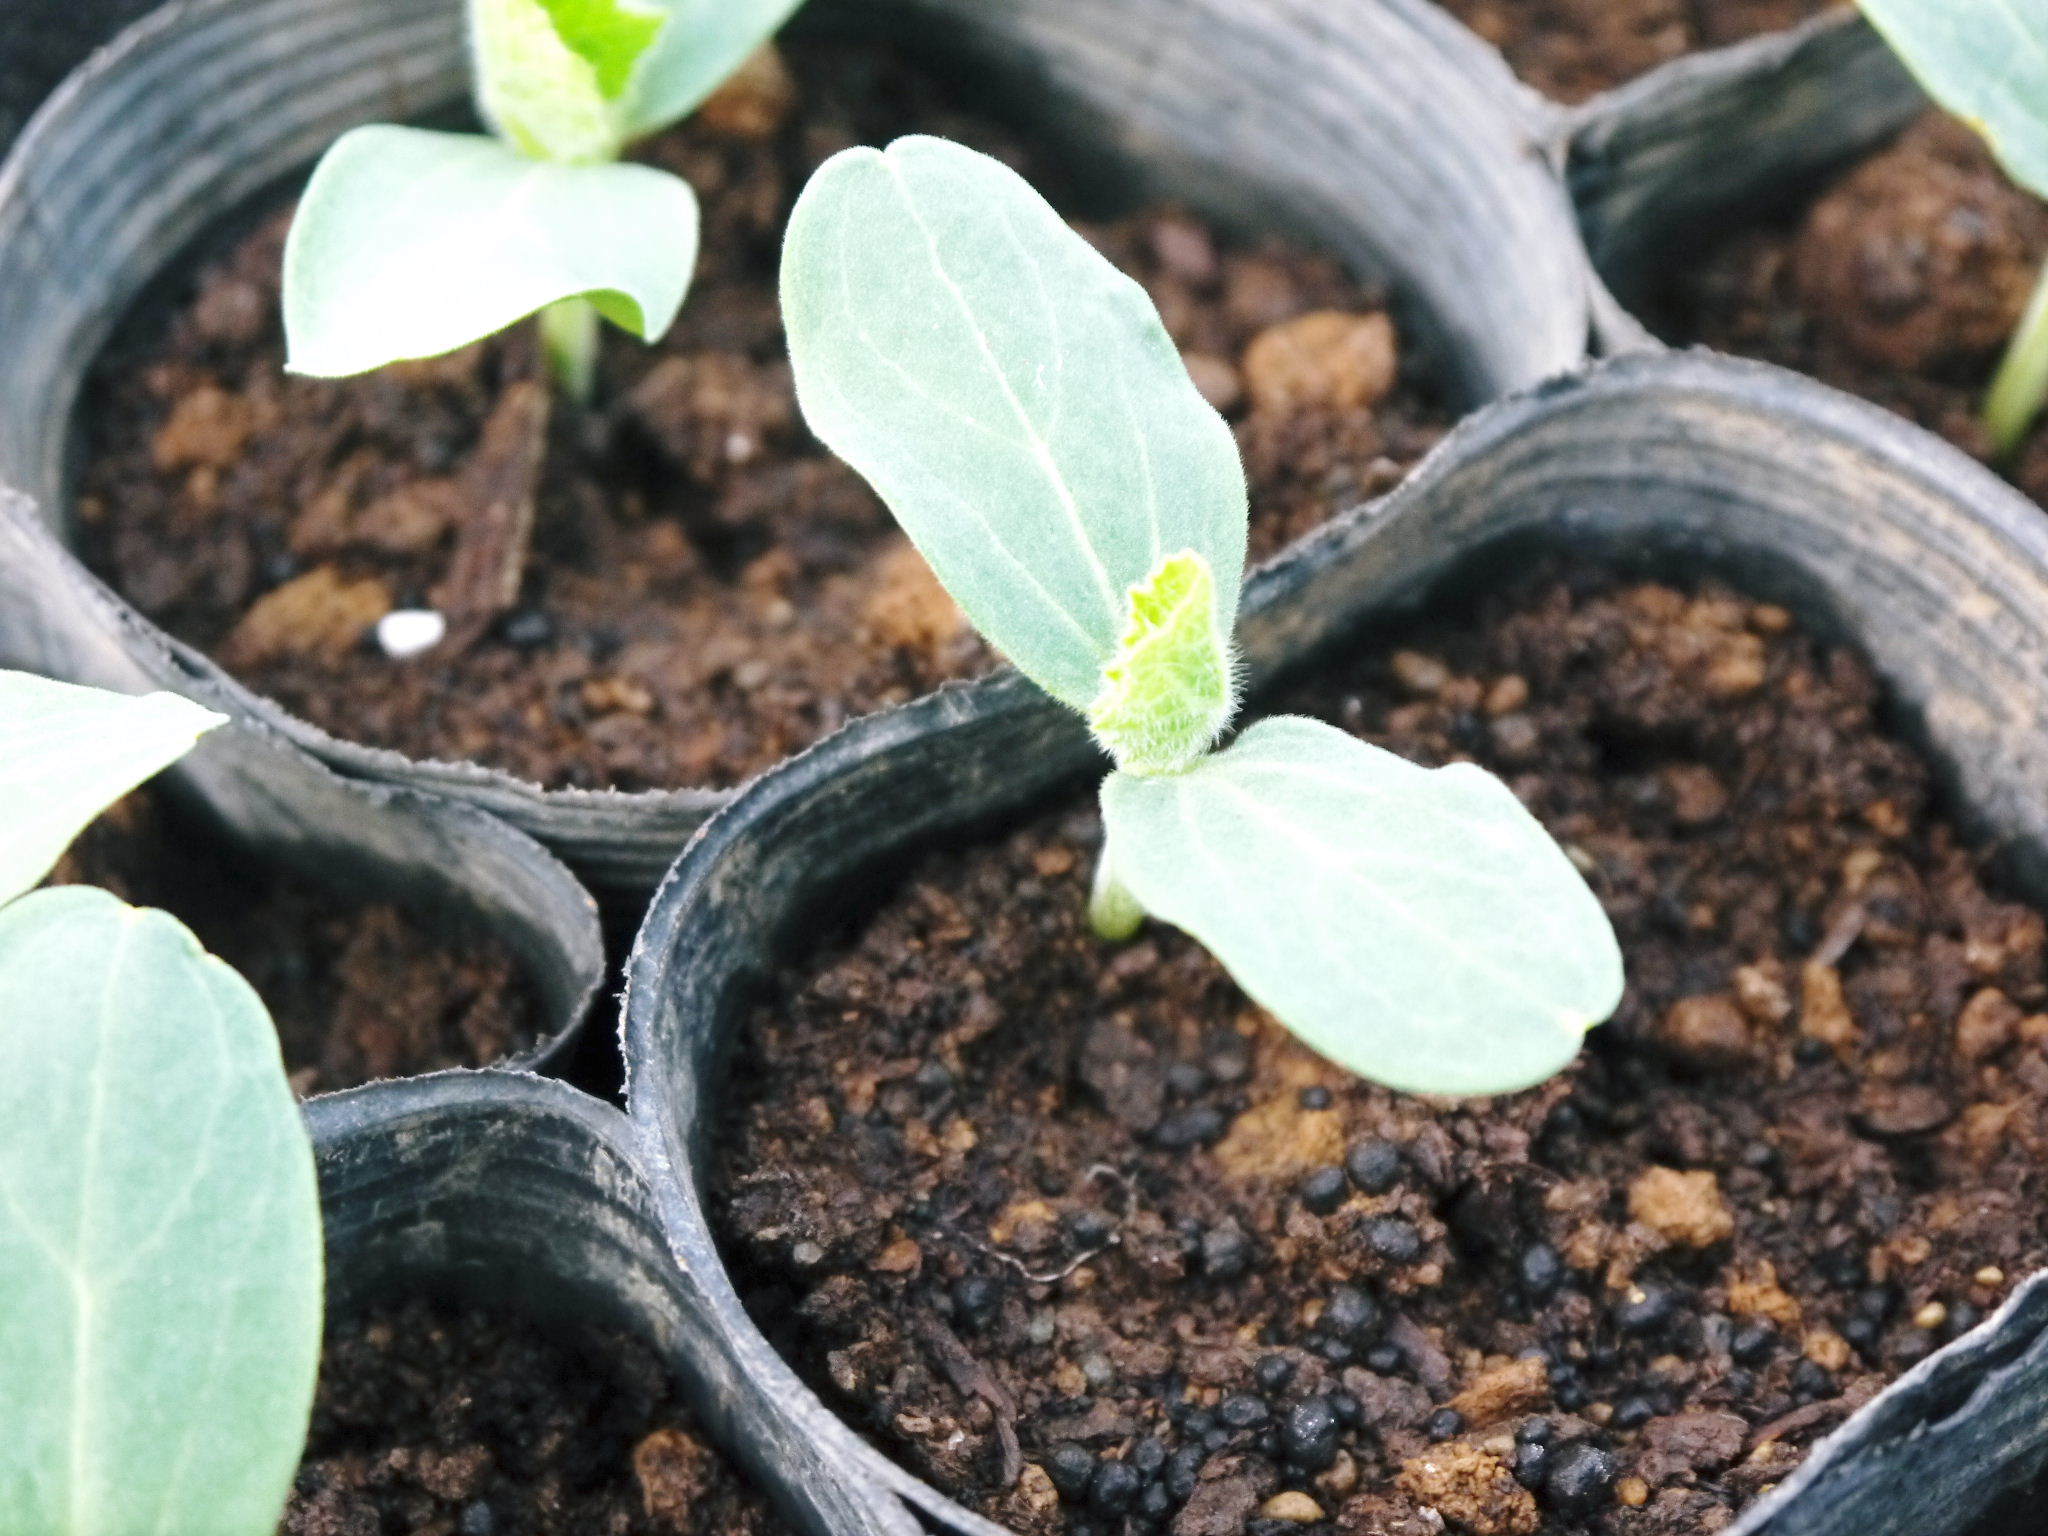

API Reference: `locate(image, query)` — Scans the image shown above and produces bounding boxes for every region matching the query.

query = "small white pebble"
[376,608,446,660]
[1977,1266,2006,1288]
[1914,1301,1949,1331]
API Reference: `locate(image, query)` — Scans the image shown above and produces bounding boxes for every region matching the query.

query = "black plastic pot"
[623,349,2048,1536]
[0,0,159,151]
[0,0,1600,894]
[0,489,604,1076]
[304,1070,920,1535]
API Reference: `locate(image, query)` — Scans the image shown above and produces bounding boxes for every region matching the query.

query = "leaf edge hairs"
[780,135,1625,1098]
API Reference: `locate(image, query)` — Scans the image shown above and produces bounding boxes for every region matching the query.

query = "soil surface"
[1434,0,1834,104]
[1665,114,2048,507]
[77,41,1445,794]
[714,569,2048,1536]
[51,788,538,1091]
[286,1298,789,1536]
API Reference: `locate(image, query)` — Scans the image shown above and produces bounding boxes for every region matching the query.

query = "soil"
[285,1297,789,1536]
[1433,0,1835,104]
[712,568,2048,1536]
[76,41,1446,795]
[1664,113,2048,508]
[50,787,538,1091]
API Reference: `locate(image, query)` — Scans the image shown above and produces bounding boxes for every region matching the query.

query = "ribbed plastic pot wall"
[305,1071,922,1536]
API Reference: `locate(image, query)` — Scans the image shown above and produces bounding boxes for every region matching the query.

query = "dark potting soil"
[712,570,2048,1536]
[1663,113,2048,508]
[285,1298,790,1536]
[75,42,1445,795]
[50,788,539,1092]
[1433,0,1834,104]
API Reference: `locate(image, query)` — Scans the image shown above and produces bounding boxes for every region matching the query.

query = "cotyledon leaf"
[1857,0,2048,198]
[0,887,323,1536]
[782,136,1249,712]
[0,671,224,907]
[621,0,809,140]
[284,126,699,378]
[1099,716,1624,1096]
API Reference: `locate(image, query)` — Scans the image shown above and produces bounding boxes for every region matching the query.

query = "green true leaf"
[782,135,1248,712]
[1087,550,1237,774]
[621,0,808,140]
[1856,0,2048,199]
[1098,716,1624,1097]
[284,125,699,378]
[0,671,224,907]
[0,886,323,1536]
[470,0,665,160]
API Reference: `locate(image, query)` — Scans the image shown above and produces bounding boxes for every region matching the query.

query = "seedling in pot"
[0,672,323,1534]
[284,0,804,398]
[1857,0,2048,457]
[780,137,1626,1096]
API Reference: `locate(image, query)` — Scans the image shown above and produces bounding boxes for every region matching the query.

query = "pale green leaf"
[1088,550,1237,774]
[1099,716,1624,1096]
[621,0,808,139]
[0,887,323,1536]
[783,136,1248,711]
[470,0,664,160]
[284,126,699,378]
[0,672,224,907]
[1858,0,2048,198]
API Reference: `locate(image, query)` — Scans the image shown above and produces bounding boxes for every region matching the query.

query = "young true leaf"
[1856,0,2048,454]
[783,138,1625,1097]
[1098,717,1625,1095]
[0,886,324,1536]
[0,671,224,905]
[470,0,666,162]
[782,135,1248,712]
[621,0,810,140]
[283,125,699,379]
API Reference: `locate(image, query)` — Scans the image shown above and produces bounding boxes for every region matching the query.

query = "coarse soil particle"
[1664,114,2048,508]
[75,41,1446,794]
[712,569,2048,1536]
[1433,0,1834,105]
[49,787,538,1092]
[284,1298,790,1536]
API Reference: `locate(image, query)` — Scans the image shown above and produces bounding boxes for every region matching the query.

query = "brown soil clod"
[286,1298,791,1536]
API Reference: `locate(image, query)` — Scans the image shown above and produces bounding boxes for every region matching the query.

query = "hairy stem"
[1986,254,2048,462]
[539,296,600,404]
[1088,849,1145,943]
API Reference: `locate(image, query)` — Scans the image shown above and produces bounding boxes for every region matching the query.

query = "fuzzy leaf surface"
[0,887,323,1536]
[1099,716,1624,1095]
[470,0,662,159]
[782,136,1248,711]
[622,0,807,138]
[0,672,223,906]
[1858,0,2048,197]
[284,125,698,377]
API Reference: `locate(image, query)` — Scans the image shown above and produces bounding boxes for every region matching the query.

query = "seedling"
[781,137,1626,1096]
[1858,0,2048,457]
[0,672,323,1535]
[283,0,806,396]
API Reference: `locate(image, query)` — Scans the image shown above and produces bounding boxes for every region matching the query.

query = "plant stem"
[540,296,600,404]
[1985,254,2048,462]
[1088,851,1145,943]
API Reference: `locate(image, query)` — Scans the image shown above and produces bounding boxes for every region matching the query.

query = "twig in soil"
[434,377,551,649]
[911,1313,1023,1489]
[1746,1382,1877,1451]
[966,1164,1134,1285]
[1810,904,1867,970]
